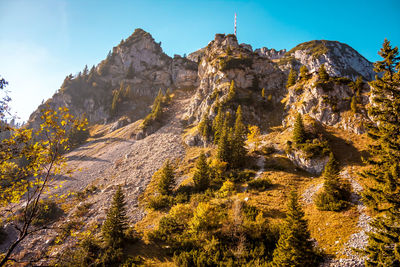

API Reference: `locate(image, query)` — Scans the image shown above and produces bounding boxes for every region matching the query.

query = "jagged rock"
[240,43,253,52]
[184,33,286,128]
[109,117,131,132]
[255,47,287,59]
[184,132,204,147]
[187,47,206,63]
[287,149,329,175]
[277,40,374,81]
[283,76,370,134]
[27,28,198,129]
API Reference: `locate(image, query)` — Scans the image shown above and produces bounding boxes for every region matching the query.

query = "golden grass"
[133,118,376,263]
[305,205,359,256]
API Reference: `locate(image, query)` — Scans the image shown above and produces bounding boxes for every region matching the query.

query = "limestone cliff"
[27,29,198,129]
[184,34,286,127]
[283,75,370,134]
[277,40,375,81]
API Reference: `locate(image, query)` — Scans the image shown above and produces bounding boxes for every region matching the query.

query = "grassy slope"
[133,121,372,264]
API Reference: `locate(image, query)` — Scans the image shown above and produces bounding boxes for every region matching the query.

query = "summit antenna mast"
[234,13,237,37]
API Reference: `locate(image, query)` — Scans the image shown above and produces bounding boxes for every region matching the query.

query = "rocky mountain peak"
[278,40,375,81]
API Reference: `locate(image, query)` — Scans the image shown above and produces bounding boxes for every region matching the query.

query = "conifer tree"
[232,105,247,168]
[198,114,211,141]
[111,90,121,115]
[272,191,319,266]
[286,68,297,88]
[158,159,175,195]
[88,65,96,82]
[299,65,309,81]
[352,76,363,95]
[83,65,89,76]
[225,111,234,128]
[292,113,306,144]
[318,64,329,82]
[228,80,236,101]
[217,119,232,165]
[315,153,350,211]
[213,104,224,144]
[193,152,210,191]
[101,186,128,249]
[361,39,400,266]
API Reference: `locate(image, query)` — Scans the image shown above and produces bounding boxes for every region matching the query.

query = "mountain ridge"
[2,28,381,266]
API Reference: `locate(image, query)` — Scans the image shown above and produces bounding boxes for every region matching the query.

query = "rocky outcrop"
[277,40,374,81]
[183,34,287,131]
[255,47,287,59]
[27,29,198,129]
[284,76,370,134]
[287,149,329,175]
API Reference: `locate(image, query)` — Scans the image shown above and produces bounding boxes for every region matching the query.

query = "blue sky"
[1,0,399,122]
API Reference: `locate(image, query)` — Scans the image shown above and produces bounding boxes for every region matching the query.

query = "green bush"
[296,139,330,159]
[314,192,349,211]
[229,169,256,183]
[18,199,63,227]
[56,236,102,266]
[248,178,272,191]
[75,185,98,201]
[175,184,193,203]
[219,57,252,71]
[147,194,173,210]
[73,202,93,217]
[333,77,352,85]
[243,203,260,221]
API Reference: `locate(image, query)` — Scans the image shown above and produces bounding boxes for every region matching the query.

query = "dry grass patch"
[305,204,359,257]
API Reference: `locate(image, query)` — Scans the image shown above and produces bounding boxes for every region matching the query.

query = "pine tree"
[272,191,319,266]
[88,65,96,82]
[217,119,232,165]
[352,76,363,95]
[101,186,128,249]
[315,153,350,211]
[361,39,400,266]
[111,90,121,115]
[198,113,211,141]
[286,68,297,88]
[213,104,224,144]
[292,113,306,144]
[318,64,329,82]
[83,65,89,76]
[299,65,309,81]
[231,105,247,169]
[158,159,175,195]
[126,62,135,79]
[227,80,236,101]
[193,152,210,191]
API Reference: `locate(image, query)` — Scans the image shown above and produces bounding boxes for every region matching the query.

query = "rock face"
[287,149,329,175]
[184,34,286,130]
[284,76,370,134]
[255,47,287,59]
[277,40,374,81]
[27,29,198,129]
